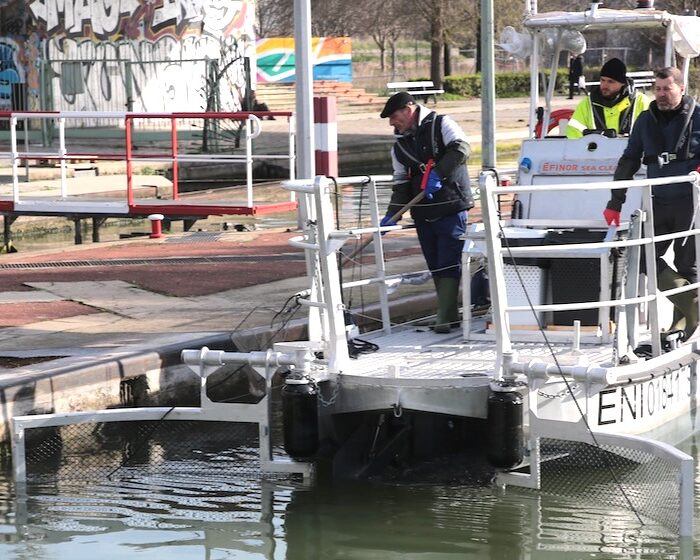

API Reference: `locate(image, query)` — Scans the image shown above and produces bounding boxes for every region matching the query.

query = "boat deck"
[345,322,616,384]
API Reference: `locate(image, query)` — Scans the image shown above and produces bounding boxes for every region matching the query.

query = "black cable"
[351,177,372,316]
[347,337,379,359]
[330,176,344,291]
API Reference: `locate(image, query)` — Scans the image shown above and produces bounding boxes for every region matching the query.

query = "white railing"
[499,422,694,537]
[11,345,314,486]
[476,170,700,374]
[0,110,296,209]
[281,174,441,370]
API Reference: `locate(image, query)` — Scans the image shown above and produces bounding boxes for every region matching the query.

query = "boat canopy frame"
[522,4,700,139]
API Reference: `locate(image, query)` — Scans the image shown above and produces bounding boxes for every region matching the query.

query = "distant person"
[242,91,274,120]
[568,54,584,99]
[566,57,650,139]
[379,92,474,333]
[603,67,700,340]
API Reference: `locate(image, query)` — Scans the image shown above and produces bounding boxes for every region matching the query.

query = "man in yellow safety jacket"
[566,57,650,139]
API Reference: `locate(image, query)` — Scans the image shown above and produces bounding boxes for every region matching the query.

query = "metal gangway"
[0,110,297,217]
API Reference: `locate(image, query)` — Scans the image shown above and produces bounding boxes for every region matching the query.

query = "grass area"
[472,141,522,159]
[352,38,433,52]
[441,92,467,101]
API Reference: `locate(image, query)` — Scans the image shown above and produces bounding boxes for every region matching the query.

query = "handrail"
[493,172,700,194]
[286,174,419,336]
[479,168,700,374]
[0,110,296,209]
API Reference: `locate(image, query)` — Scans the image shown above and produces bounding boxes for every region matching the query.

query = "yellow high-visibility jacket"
[566,87,650,139]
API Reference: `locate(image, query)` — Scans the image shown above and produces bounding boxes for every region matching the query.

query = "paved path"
[0,95,574,373]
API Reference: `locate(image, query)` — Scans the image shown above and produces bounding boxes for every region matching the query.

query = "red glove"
[603,208,620,226]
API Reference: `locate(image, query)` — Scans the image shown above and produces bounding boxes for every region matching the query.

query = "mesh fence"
[22,420,274,484]
[539,438,684,535]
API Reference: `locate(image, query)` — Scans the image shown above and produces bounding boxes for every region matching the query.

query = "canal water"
[0,423,697,559]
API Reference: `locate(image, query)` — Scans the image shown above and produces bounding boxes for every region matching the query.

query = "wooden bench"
[628,70,655,91]
[386,80,444,104]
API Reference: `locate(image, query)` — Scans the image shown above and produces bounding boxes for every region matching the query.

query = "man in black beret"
[566,57,650,139]
[378,92,474,333]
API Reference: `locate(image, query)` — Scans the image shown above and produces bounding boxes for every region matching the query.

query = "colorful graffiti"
[256,37,352,83]
[43,33,247,115]
[28,0,253,42]
[22,0,256,114]
[0,38,25,109]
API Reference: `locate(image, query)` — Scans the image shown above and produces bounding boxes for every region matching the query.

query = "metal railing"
[0,110,296,209]
[477,170,700,367]
[11,345,315,485]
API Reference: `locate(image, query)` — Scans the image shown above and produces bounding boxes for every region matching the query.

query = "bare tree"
[410,0,446,86]
[358,0,407,74]
[254,0,294,37]
[311,0,366,36]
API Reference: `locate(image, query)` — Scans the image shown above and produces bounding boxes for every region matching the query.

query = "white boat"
[182,0,700,534]
[10,1,700,540]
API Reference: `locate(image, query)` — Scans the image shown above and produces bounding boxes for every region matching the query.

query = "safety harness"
[641,98,697,168]
[393,112,444,177]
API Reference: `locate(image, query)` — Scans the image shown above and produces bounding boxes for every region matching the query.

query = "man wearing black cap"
[566,57,650,139]
[603,66,700,342]
[379,92,474,333]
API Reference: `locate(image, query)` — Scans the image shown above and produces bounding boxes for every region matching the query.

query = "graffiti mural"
[0,38,25,110]
[28,0,252,42]
[23,0,256,114]
[256,37,352,83]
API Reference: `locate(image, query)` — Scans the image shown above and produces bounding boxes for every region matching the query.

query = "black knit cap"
[600,58,627,84]
[380,92,415,118]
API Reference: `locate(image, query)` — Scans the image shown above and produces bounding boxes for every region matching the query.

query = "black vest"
[392,112,473,221]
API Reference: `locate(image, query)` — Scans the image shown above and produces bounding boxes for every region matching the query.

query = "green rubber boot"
[434,277,460,334]
[658,267,698,340]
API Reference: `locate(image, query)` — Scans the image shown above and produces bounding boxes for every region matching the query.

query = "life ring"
[534,108,574,137]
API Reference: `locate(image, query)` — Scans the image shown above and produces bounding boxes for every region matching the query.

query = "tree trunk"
[430,19,443,87]
[379,45,386,72]
[444,42,452,77]
[476,17,482,73]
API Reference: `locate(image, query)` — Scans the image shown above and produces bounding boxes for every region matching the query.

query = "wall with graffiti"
[0,37,27,109]
[0,0,257,115]
[256,37,352,83]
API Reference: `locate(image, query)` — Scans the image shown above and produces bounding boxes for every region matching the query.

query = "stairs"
[256,81,385,112]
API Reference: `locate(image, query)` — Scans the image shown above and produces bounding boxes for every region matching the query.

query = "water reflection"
[283,482,684,560]
[0,455,693,559]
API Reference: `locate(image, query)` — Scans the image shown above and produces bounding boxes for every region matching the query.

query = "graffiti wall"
[0,0,257,114]
[0,38,26,110]
[0,2,38,111]
[256,37,352,83]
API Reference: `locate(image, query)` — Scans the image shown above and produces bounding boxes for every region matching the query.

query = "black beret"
[380,92,416,118]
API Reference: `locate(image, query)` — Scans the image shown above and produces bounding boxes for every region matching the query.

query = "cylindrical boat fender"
[486,380,524,469]
[281,376,319,459]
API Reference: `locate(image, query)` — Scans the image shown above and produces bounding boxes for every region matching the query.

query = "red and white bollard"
[313,96,338,177]
[148,213,164,239]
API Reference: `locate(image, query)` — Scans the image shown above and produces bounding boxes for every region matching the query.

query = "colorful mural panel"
[256,37,352,83]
